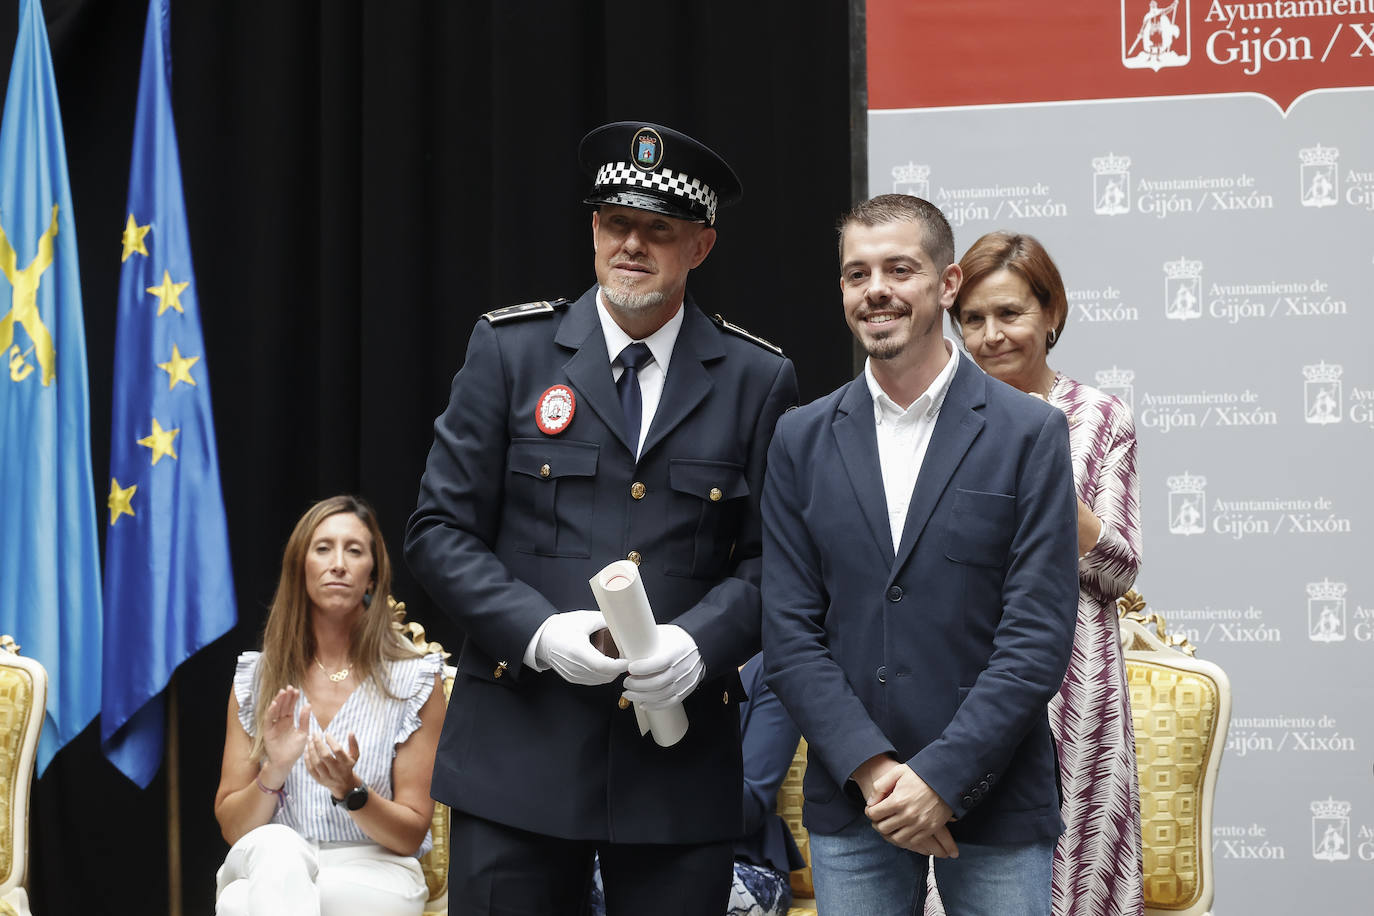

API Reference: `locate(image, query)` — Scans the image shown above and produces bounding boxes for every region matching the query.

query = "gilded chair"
[419,665,454,916]
[777,738,817,916]
[1118,591,1232,916]
[388,600,453,916]
[0,636,45,916]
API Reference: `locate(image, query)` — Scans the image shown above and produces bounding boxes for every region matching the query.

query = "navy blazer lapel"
[555,288,634,452]
[892,356,987,575]
[832,376,895,558]
[640,298,722,459]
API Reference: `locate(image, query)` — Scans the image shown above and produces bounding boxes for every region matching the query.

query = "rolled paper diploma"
[589,559,690,747]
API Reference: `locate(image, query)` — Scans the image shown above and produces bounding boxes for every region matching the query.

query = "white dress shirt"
[865,339,960,552]
[595,289,684,460]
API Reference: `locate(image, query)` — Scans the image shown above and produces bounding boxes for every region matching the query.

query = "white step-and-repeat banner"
[866,2,1372,911]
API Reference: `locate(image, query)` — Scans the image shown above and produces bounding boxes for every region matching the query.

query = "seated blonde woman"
[213,496,446,916]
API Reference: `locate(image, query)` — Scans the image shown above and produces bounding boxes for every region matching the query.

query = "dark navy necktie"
[616,342,653,453]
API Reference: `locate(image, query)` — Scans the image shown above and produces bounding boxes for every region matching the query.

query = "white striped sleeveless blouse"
[234,650,443,857]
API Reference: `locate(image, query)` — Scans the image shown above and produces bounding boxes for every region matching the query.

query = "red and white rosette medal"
[535,384,576,435]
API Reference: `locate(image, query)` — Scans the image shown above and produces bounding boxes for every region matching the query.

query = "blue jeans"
[809,816,1054,916]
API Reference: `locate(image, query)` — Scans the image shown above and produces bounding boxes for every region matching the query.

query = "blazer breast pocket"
[507,438,599,557]
[664,458,749,579]
[943,488,1016,568]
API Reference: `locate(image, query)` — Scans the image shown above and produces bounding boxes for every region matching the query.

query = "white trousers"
[215,824,428,916]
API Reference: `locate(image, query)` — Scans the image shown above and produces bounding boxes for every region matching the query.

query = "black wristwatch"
[332,785,369,811]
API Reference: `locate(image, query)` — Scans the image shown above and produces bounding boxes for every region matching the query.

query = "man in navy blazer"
[406,122,797,915]
[762,194,1078,915]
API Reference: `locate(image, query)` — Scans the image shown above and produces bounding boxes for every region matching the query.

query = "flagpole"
[166,673,183,916]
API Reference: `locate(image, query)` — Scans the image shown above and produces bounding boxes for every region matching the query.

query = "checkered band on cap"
[594,162,719,223]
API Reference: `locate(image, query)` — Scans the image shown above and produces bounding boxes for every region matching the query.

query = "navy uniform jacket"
[761,354,1079,845]
[406,286,798,844]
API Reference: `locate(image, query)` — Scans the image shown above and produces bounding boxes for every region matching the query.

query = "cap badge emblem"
[631,127,663,171]
[536,384,576,436]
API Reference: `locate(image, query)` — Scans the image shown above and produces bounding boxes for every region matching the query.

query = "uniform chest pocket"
[508,439,599,558]
[664,459,749,579]
[944,488,1016,568]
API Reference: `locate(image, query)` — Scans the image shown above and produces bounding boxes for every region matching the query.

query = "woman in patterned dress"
[942,231,1144,916]
[214,496,446,916]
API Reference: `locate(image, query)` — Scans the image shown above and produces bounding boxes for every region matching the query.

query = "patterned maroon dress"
[926,373,1143,916]
[1045,373,1143,916]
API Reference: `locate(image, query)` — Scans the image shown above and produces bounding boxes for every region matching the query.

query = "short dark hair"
[952,231,1069,350]
[837,194,955,269]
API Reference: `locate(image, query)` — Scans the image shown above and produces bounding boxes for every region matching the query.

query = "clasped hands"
[535,610,704,708]
[259,686,363,801]
[853,754,959,858]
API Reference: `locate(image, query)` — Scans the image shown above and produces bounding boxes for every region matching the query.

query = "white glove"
[621,624,705,710]
[534,610,629,686]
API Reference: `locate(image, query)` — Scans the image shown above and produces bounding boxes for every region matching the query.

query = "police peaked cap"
[579,121,742,226]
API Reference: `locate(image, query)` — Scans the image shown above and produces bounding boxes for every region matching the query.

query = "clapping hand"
[261,686,311,776]
[305,731,362,801]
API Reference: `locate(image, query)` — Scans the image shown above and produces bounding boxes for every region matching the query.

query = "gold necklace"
[315,657,351,682]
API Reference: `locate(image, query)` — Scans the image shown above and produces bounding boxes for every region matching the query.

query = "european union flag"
[0,0,105,775]
[102,0,236,788]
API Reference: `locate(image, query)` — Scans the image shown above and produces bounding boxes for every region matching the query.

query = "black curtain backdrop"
[0,1,855,912]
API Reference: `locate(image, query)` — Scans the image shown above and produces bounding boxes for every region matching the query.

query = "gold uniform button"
[539,463,551,478]
[709,487,723,502]
[631,481,646,500]
[722,690,730,704]
[618,697,631,710]
[627,550,642,565]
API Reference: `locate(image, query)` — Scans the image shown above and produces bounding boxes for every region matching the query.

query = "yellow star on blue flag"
[108,478,138,525]
[121,214,150,262]
[146,268,189,315]
[136,418,179,465]
[156,342,199,389]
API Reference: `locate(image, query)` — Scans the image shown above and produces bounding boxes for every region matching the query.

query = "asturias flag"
[102,0,236,788]
[0,0,105,775]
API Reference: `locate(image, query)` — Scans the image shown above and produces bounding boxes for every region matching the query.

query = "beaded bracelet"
[256,776,287,806]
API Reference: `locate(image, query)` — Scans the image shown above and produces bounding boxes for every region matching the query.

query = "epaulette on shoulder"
[711,313,783,355]
[482,298,571,324]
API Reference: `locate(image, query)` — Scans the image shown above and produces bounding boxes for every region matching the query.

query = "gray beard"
[601,284,666,316]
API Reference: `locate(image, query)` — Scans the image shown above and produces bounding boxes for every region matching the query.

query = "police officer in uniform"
[405,121,798,915]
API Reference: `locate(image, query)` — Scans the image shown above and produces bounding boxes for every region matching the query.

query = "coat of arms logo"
[1095,367,1135,413]
[1163,257,1203,321]
[1093,153,1132,216]
[1311,798,1352,861]
[1123,1,1190,70]
[1167,471,1206,536]
[631,128,663,171]
[892,161,931,200]
[1303,362,1342,425]
[1307,580,1347,643]
[1300,144,1339,208]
